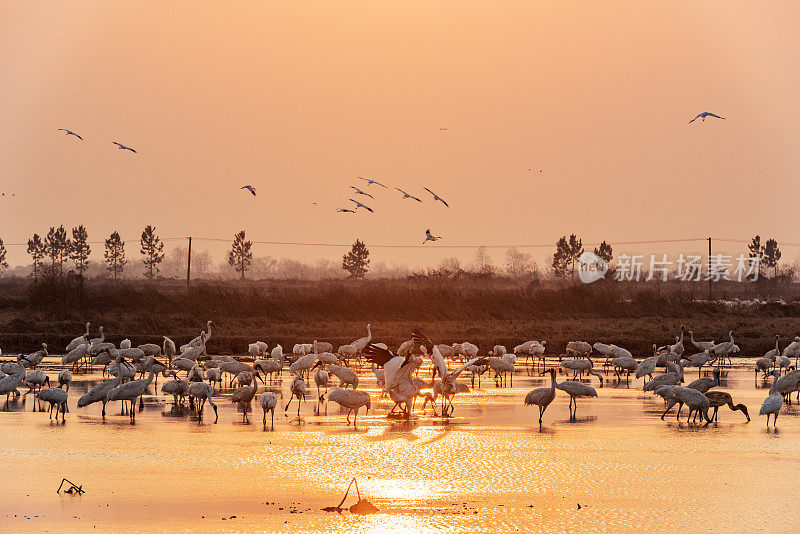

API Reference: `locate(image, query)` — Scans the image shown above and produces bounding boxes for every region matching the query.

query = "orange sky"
[1,2,799,270]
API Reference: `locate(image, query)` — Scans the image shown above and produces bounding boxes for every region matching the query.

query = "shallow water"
[0,357,797,533]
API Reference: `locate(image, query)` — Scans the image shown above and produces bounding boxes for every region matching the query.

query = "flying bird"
[689,112,726,124]
[349,198,374,213]
[112,141,137,153]
[358,176,388,188]
[423,187,449,207]
[58,129,83,140]
[241,185,256,196]
[336,208,355,213]
[350,186,374,199]
[396,188,422,202]
[423,229,441,244]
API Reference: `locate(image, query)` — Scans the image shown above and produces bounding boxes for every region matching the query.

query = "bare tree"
[505,248,533,278]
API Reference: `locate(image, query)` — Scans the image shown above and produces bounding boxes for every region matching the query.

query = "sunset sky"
[1,2,799,270]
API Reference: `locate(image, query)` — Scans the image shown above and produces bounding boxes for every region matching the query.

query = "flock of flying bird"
[0,317,796,430]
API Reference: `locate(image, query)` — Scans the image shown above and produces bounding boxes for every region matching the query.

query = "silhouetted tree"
[342,239,370,278]
[552,236,571,277]
[105,231,126,280]
[748,235,762,259]
[505,247,533,278]
[763,238,781,277]
[27,233,45,282]
[594,241,613,263]
[473,246,494,275]
[567,234,584,274]
[70,225,91,277]
[44,225,71,274]
[140,225,165,279]
[0,238,7,273]
[228,230,253,279]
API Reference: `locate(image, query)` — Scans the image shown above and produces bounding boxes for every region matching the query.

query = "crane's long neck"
[549,371,556,391]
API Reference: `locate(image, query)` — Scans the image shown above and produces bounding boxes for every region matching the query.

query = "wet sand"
[0,358,796,533]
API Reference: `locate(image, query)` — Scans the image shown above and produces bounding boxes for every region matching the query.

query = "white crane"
[112,141,137,153]
[107,370,157,421]
[180,321,214,352]
[689,331,715,351]
[0,358,29,403]
[395,188,421,202]
[686,368,720,393]
[689,112,725,124]
[350,186,374,199]
[77,375,121,418]
[327,387,370,426]
[260,391,277,429]
[636,345,659,381]
[163,336,176,363]
[358,176,388,188]
[429,345,483,416]
[231,371,262,422]
[58,128,83,140]
[66,322,91,351]
[349,198,374,213]
[351,325,372,354]
[313,362,329,401]
[422,229,441,244]
[672,386,712,425]
[284,374,307,417]
[188,381,218,422]
[524,368,557,424]
[36,387,69,421]
[423,187,449,207]
[760,392,784,427]
[556,377,599,421]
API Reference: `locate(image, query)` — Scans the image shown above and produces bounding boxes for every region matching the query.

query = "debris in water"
[322,478,379,515]
[57,478,84,495]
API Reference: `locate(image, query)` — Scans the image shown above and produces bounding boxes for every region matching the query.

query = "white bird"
[24,344,48,368]
[395,188,422,202]
[313,363,329,401]
[672,386,712,425]
[423,187,449,207]
[163,336,177,362]
[556,378,599,421]
[271,345,284,365]
[36,387,69,421]
[488,357,515,387]
[327,364,359,389]
[77,375,121,418]
[260,392,277,429]
[349,198,374,213]
[423,229,441,244]
[66,322,91,351]
[89,326,106,346]
[524,368,557,424]
[689,112,725,124]
[0,359,29,403]
[358,176,388,188]
[327,387,370,426]
[686,368,720,394]
[636,345,659,381]
[24,369,50,395]
[241,185,256,196]
[58,128,83,140]
[112,141,137,152]
[429,345,483,416]
[290,353,318,380]
[350,186,374,199]
[188,381,218,422]
[689,331,715,351]
[181,321,214,352]
[351,324,372,354]
[161,374,189,405]
[231,371,262,422]
[106,370,157,421]
[760,393,783,427]
[58,370,72,391]
[284,374,307,417]
[138,343,162,356]
[205,367,222,388]
[120,339,132,349]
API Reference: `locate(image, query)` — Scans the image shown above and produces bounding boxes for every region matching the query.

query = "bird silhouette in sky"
[396,188,422,202]
[336,208,355,213]
[350,186,374,199]
[423,229,442,244]
[358,177,388,188]
[58,129,83,140]
[241,185,256,196]
[423,187,449,207]
[689,112,725,124]
[112,141,137,153]
[349,198,374,213]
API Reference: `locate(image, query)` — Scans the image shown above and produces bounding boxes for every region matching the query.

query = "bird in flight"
[112,141,137,153]
[358,177,388,188]
[423,229,442,244]
[241,185,256,196]
[350,186,374,199]
[396,188,422,202]
[58,129,83,140]
[689,112,725,124]
[423,187,449,207]
[349,198,374,213]
[336,208,355,213]
[439,128,447,131]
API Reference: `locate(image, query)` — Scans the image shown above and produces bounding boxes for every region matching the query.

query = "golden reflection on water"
[0,359,798,532]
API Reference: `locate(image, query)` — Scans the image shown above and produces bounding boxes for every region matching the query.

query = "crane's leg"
[539,405,544,424]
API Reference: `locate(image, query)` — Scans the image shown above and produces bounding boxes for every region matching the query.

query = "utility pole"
[707,237,712,297]
[186,236,192,288]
